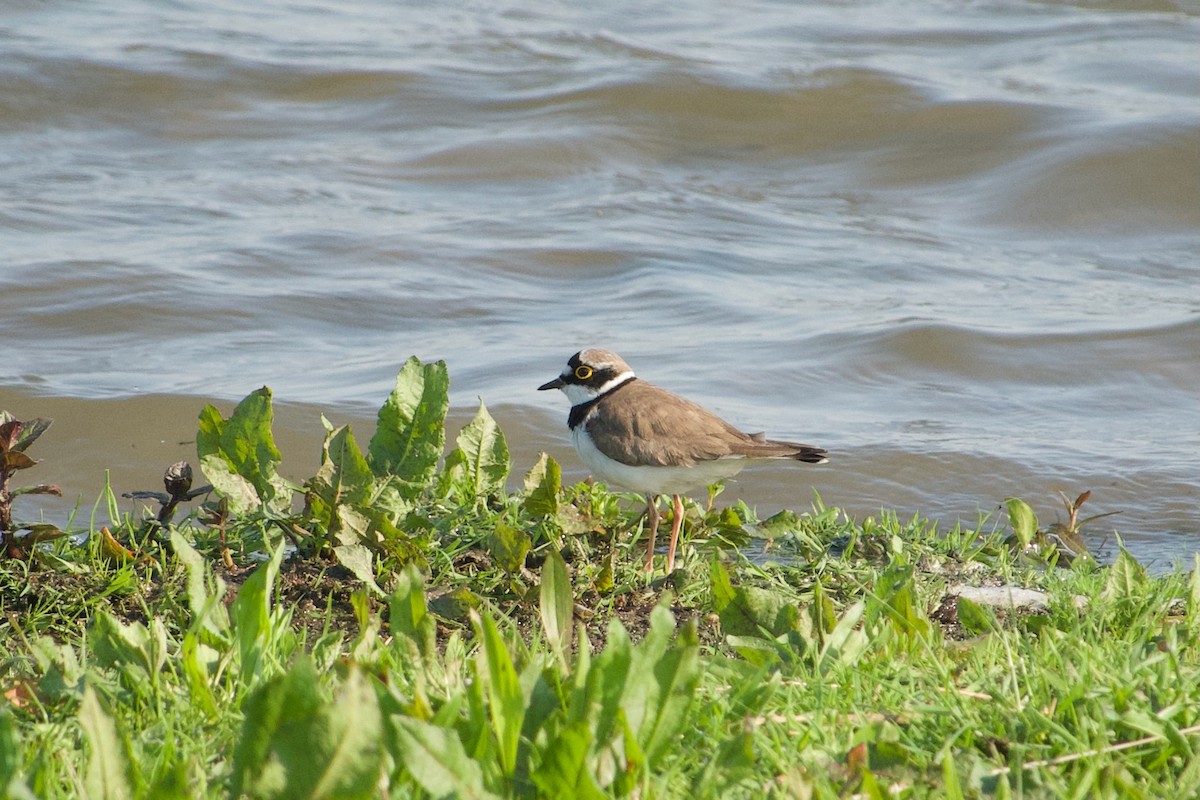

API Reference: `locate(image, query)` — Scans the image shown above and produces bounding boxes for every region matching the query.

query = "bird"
[538,348,827,573]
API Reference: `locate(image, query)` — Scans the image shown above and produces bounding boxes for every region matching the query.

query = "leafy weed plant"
[1,358,1198,798]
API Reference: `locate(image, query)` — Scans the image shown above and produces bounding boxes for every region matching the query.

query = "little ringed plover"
[539,348,827,573]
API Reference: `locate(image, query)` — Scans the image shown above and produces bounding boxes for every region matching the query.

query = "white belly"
[571,426,749,496]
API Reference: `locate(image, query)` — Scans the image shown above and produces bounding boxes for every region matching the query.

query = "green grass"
[1,359,1198,799]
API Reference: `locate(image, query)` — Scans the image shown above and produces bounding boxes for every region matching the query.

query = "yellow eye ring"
[574,365,594,380]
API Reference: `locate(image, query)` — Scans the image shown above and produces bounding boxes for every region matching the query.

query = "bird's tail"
[746,432,828,464]
[789,445,828,464]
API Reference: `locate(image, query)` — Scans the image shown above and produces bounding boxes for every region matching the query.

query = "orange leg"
[643,495,660,572]
[665,494,685,574]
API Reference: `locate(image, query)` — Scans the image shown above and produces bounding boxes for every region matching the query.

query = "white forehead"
[573,348,631,374]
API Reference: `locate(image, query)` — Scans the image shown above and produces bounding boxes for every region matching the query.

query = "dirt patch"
[213,556,367,644]
[206,547,716,655]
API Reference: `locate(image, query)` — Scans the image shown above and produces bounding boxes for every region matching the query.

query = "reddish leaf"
[4,680,37,709]
[12,484,61,497]
[100,526,139,564]
[0,420,20,452]
[846,742,869,774]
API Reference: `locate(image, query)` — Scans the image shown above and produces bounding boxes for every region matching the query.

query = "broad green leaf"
[1103,545,1146,602]
[859,768,888,800]
[389,717,495,800]
[709,558,737,614]
[955,596,994,635]
[229,658,321,799]
[390,565,436,662]
[428,586,481,621]
[618,709,646,792]
[368,356,449,492]
[818,600,868,672]
[0,708,35,800]
[29,636,84,702]
[554,502,594,537]
[89,612,154,682]
[79,686,133,800]
[323,424,373,502]
[728,586,797,638]
[365,507,422,563]
[334,544,384,596]
[584,619,633,748]
[868,563,930,638]
[487,522,530,574]
[523,452,561,517]
[1004,497,1038,550]
[306,424,374,532]
[531,721,606,800]
[437,447,467,500]
[622,607,699,766]
[637,615,701,769]
[518,662,565,748]
[144,761,190,800]
[540,548,574,669]
[333,504,371,548]
[367,475,414,522]
[229,672,290,798]
[709,506,746,537]
[722,635,780,667]
[756,509,801,537]
[449,401,510,502]
[197,388,293,514]
[472,610,525,777]
[269,666,384,800]
[709,559,797,638]
[197,404,259,513]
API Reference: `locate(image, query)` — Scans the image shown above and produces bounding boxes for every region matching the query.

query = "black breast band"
[567,376,637,430]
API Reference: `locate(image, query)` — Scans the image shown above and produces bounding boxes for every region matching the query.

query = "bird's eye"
[574,365,594,380]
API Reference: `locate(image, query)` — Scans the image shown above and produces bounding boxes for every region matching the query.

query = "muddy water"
[2,0,1198,567]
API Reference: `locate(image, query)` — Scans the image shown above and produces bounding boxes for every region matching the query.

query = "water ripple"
[2,0,1198,561]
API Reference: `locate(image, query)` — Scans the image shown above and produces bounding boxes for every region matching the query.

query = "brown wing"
[587,380,788,467]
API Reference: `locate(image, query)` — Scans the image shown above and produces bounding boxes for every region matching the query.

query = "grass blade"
[472,610,525,778]
[230,543,285,684]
